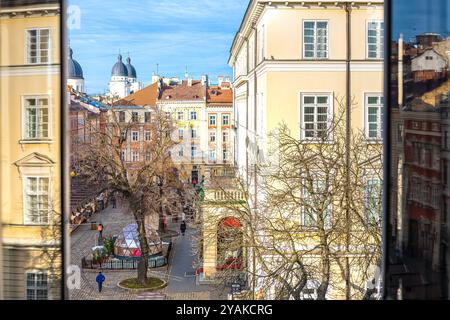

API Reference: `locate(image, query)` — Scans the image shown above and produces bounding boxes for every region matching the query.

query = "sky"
[68,0,249,94]
[392,0,449,42]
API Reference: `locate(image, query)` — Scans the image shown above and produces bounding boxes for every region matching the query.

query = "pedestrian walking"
[180,221,187,236]
[96,271,105,293]
[98,223,104,239]
[111,195,117,209]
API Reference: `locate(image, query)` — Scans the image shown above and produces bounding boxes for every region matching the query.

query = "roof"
[159,80,206,102]
[111,54,128,77]
[114,82,159,107]
[125,56,137,78]
[207,86,233,105]
[68,47,83,79]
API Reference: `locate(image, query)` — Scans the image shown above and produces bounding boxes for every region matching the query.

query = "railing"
[82,255,168,270]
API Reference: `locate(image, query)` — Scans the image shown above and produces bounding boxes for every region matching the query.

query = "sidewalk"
[164,222,225,300]
[70,204,155,300]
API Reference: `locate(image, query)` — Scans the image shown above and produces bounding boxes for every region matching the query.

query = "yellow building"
[0,0,62,300]
[200,0,384,299]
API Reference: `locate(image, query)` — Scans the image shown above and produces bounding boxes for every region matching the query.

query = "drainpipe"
[345,2,352,301]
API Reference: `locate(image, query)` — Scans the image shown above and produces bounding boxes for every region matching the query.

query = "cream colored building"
[0,0,62,300]
[201,0,384,299]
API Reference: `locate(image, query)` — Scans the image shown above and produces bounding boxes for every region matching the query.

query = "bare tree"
[74,105,187,285]
[195,98,382,300]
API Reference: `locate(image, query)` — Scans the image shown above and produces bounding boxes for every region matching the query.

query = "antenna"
[157,63,159,75]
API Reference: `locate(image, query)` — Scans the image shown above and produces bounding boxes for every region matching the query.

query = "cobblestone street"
[69,204,224,300]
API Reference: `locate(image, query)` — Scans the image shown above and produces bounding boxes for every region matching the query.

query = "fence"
[82,255,168,270]
[82,242,172,270]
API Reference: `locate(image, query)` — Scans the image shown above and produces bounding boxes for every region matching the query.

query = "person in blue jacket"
[96,271,105,293]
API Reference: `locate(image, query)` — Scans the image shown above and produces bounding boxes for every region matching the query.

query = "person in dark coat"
[96,272,105,293]
[180,221,187,236]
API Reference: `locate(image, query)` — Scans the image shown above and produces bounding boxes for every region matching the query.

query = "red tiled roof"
[159,80,206,101]
[114,82,159,107]
[207,86,233,105]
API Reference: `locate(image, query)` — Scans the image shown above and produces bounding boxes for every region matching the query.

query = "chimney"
[398,34,404,108]
[188,77,192,87]
[201,74,209,87]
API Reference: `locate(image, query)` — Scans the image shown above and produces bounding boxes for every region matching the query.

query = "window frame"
[302,20,329,60]
[131,130,139,142]
[366,20,384,60]
[22,95,52,142]
[25,270,49,300]
[23,175,51,225]
[25,28,51,65]
[299,93,333,141]
[364,93,384,141]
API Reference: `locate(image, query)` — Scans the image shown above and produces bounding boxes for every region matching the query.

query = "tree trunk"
[136,214,149,285]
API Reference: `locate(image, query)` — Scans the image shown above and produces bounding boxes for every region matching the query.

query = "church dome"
[125,56,137,79]
[111,53,128,77]
[68,47,83,79]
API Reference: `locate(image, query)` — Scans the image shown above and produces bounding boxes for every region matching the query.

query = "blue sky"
[68,0,249,94]
[393,0,449,42]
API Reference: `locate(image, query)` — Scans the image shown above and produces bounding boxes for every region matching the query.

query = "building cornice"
[229,0,384,65]
[0,3,60,18]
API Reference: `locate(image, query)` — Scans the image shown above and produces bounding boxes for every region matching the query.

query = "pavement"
[69,203,224,300]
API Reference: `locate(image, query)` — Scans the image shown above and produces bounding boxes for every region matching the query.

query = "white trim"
[0,65,60,77]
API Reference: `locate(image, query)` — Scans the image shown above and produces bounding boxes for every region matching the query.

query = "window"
[222,114,230,126]
[177,111,184,121]
[165,112,171,120]
[209,114,217,126]
[258,24,265,63]
[190,111,197,120]
[26,29,50,64]
[191,146,197,158]
[25,271,48,300]
[398,123,404,142]
[302,179,331,228]
[144,131,151,141]
[367,21,384,59]
[178,128,184,140]
[191,128,197,139]
[131,131,139,142]
[209,131,216,143]
[131,151,139,162]
[223,148,229,161]
[118,111,126,123]
[144,112,151,123]
[209,149,216,161]
[24,177,50,224]
[24,97,49,140]
[120,150,126,161]
[223,131,229,143]
[366,95,383,140]
[178,147,184,157]
[301,94,331,140]
[145,151,151,161]
[365,178,382,224]
[303,21,328,59]
[131,112,139,122]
